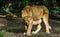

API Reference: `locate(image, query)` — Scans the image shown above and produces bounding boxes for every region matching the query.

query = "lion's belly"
[33,19,42,25]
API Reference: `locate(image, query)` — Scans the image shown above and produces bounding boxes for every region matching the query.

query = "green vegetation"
[49,7,60,13]
[23,0,30,3]
[0,34,4,37]
[32,30,46,37]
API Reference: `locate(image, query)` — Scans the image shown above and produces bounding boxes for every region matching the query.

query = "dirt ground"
[0,14,60,37]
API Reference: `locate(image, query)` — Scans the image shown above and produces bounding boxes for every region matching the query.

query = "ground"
[0,13,60,37]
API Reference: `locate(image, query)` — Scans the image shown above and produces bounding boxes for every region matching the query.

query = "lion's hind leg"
[43,15,52,34]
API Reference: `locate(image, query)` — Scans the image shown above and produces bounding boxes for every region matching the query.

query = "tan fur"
[22,5,52,35]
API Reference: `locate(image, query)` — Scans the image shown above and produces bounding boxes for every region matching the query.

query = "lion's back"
[22,5,49,21]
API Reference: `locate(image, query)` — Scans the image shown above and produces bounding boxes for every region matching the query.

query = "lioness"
[22,5,52,35]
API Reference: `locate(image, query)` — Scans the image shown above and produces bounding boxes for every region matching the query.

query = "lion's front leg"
[26,19,33,35]
[32,23,41,34]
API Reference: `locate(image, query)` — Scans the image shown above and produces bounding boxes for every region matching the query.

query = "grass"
[0,33,4,37]
[0,29,46,37]
[32,30,46,37]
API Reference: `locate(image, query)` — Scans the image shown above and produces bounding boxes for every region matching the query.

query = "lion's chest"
[33,19,42,25]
